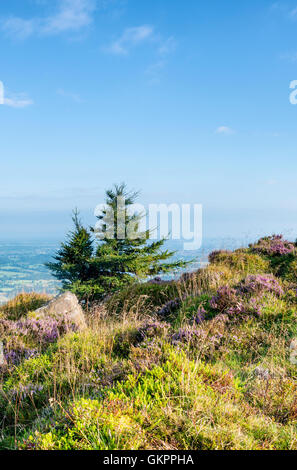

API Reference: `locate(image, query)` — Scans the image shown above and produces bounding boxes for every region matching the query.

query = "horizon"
[1,0,297,241]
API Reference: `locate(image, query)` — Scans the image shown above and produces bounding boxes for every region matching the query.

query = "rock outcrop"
[34,291,87,331]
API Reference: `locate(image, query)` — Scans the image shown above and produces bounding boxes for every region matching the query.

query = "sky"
[1,0,297,242]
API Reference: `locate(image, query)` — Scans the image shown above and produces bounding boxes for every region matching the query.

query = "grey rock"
[290,339,297,365]
[0,341,5,365]
[34,292,87,330]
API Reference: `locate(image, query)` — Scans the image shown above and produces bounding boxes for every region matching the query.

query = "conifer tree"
[46,209,94,290]
[47,184,187,301]
[92,183,186,289]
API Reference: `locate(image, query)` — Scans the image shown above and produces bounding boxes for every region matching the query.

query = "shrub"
[156,297,182,319]
[22,346,296,450]
[250,235,295,257]
[209,286,258,318]
[0,315,80,349]
[208,250,270,274]
[0,293,51,321]
[238,275,284,297]
[22,397,148,450]
[105,281,180,316]
[136,320,170,343]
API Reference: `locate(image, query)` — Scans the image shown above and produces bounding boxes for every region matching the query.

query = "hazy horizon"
[1,0,297,240]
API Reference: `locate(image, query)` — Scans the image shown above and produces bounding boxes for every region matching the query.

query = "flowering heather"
[210,284,264,318]
[226,297,262,317]
[171,325,204,344]
[171,324,223,348]
[10,384,43,402]
[208,250,231,264]
[137,320,170,342]
[192,307,206,325]
[157,297,182,318]
[238,275,284,297]
[250,235,295,256]
[0,315,79,347]
[4,347,38,366]
[210,286,238,312]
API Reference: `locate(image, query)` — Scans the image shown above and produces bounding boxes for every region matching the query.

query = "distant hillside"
[0,237,252,303]
[0,241,60,304]
[1,235,297,450]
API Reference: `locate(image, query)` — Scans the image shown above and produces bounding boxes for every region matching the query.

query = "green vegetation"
[0,292,51,320]
[47,184,187,302]
[1,233,297,450]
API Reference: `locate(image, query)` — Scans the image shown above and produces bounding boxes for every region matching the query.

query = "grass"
[0,292,51,321]
[1,235,297,450]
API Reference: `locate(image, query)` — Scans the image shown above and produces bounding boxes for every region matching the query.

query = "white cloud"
[145,60,166,84]
[1,0,96,39]
[104,25,177,58]
[215,126,235,135]
[280,51,297,62]
[0,81,33,107]
[104,25,154,55]
[3,94,33,108]
[42,0,96,35]
[158,36,176,56]
[271,3,297,21]
[57,88,84,103]
[290,6,297,18]
[1,17,36,40]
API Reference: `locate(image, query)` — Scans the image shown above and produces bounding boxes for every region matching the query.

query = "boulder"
[0,341,5,365]
[33,292,87,331]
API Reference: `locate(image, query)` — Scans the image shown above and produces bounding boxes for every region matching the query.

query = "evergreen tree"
[92,183,187,286]
[47,184,187,301]
[46,209,94,290]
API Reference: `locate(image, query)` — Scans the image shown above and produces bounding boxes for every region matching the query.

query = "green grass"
[1,237,297,450]
[0,292,51,320]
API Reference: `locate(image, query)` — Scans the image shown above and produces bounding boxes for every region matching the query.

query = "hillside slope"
[1,235,297,450]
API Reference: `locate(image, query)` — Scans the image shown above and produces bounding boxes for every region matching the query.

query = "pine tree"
[47,184,187,301]
[91,183,187,296]
[46,209,94,291]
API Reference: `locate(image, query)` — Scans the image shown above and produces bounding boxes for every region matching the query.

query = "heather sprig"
[250,235,295,256]
[157,297,182,318]
[0,315,79,348]
[238,274,284,297]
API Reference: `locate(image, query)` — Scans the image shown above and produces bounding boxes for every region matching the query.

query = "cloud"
[42,0,96,35]
[280,51,297,62]
[290,7,297,19]
[1,0,97,39]
[0,83,33,108]
[57,88,84,103]
[3,94,33,108]
[215,126,235,135]
[104,25,154,55]
[270,3,297,21]
[1,17,36,40]
[145,60,166,84]
[158,36,176,56]
[104,25,177,58]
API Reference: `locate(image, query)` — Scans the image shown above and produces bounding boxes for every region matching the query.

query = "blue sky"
[1,0,297,241]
